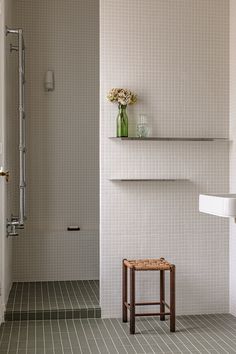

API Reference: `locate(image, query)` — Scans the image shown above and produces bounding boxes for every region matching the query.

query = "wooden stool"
[122,258,176,334]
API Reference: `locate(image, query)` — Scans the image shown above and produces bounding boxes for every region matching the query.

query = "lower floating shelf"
[109,178,189,182]
[109,137,229,141]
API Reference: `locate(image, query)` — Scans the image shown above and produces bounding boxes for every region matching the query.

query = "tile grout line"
[210,313,236,339]
[6,280,101,319]
[187,315,231,353]
[173,317,210,353]
[85,280,98,304]
[82,280,96,312]
[64,319,74,354]
[93,280,99,292]
[35,319,37,354]
[52,281,60,315]
[46,282,53,318]
[221,313,236,327]
[15,319,21,354]
[71,282,82,309]
[93,317,115,354]
[116,317,154,354]
[57,319,66,354]
[69,280,81,313]
[135,319,162,354]
[45,281,51,312]
[107,319,132,354]
[27,282,30,319]
[62,282,72,310]
[159,319,210,354]
[12,282,19,318]
[41,281,44,315]
[34,282,37,321]
[182,316,225,350]
[80,318,92,354]
[71,319,83,353]
[142,318,171,353]
[87,318,102,354]
[41,286,46,354]
[95,318,121,354]
[199,314,236,350]
[2,314,236,353]
[75,281,88,314]
[87,280,99,304]
[26,317,29,354]
[179,315,217,353]
[221,313,236,323]
[4,314,236,354]
[63,281,75,313]
[6,321,13,354]
[81,281,94,308]
[71,281,86,308]
[19,282,24,319]
[57,281,69,318]
[65,282,76,310]
[49,320,56,354]
[119,316,154,353]
[73,281,87,310]
[47,282,51,312]
[100,319,122,354]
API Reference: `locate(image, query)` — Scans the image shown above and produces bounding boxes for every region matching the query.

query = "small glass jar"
[137,114,149,138]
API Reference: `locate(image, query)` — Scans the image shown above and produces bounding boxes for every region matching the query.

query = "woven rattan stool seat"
[124,258,173,271]
[122,257,176,334]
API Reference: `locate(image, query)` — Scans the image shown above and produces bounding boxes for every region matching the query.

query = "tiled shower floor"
[1,314,236,353]
[5,280,100,321]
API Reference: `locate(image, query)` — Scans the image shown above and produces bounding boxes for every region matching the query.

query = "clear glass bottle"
[137,114,149,138]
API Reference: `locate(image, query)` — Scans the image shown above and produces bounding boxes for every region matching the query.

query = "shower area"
[4,0,100,320]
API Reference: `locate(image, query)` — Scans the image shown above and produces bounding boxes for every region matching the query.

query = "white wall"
[230,0,236,316]
[100,0,229,318]
[0,0,6,324]
[0,0,17,322]
[12,0,99,281]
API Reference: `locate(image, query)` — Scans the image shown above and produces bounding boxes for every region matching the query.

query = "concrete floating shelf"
[109,178,189,182]
[109,137,229,141]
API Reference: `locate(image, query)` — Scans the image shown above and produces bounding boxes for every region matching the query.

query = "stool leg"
[130,267,135,334]
[122,259,128,322]
[170,266,176,332]
[160,270,165,321]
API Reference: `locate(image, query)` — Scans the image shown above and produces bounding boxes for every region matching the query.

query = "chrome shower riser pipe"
[6,27,26,236]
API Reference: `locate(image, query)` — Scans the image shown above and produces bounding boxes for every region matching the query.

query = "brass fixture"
[0,170,9,182]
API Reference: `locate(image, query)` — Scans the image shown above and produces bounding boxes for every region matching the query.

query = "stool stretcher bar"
[135,312,171,317]
[124,301,168,307]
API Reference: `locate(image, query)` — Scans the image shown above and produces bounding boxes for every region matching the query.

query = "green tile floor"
[5,281,100,321]
[1,314,236,353]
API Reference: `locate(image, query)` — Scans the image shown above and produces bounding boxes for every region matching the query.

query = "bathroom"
[0,0,236,353]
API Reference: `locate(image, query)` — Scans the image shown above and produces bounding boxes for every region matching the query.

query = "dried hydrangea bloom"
[107,88,137,105]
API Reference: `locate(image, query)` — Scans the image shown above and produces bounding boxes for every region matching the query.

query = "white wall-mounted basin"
[199,194,236,218]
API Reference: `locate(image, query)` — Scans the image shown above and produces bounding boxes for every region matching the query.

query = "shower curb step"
[5,307,101,321]
[5,280,100,321]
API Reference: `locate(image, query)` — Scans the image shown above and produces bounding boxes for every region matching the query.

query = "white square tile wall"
[12,0,99,281]
[100,0,229,317]
[230,0,236,316]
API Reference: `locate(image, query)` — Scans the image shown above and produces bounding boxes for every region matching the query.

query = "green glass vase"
[117,104,128,137]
